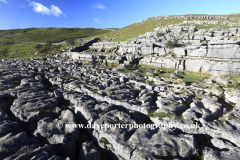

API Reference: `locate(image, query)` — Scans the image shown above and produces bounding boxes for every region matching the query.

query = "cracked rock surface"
[0,49,240,160]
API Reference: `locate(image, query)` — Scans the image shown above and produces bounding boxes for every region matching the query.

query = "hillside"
[89,14,240,42]
[1,14,240,60]
[0,27,111,43]
[0,27,112,60]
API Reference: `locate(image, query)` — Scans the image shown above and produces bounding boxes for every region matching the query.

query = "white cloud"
[21,5,25,8]
[29,1,65,17]
[94,18,100,22]
[94,3,106,10]
[50,5,63,17]
[0,0,7,3]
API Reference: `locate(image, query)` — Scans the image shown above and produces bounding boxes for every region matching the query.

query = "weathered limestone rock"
[117,64,126,70]
[202,96,223,119]
[140,56,178,69]
[141,43,154,55]
[182,102,202,120]
[129,128,198,159]
[187,46,207,57]
[155,92,191,115]
[207,43,240,60]
[93,110,198,160]
[211,76,229,86]
[10,79,59,123]
[33,110,79,159]
[79,141,101,160]
[0,79,16,91]
[225,90,240,109]
[203,146,240,160]
[173,47,186,57]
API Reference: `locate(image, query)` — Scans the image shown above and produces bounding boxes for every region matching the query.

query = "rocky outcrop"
[1,53,240,159]
[66,25,240,76]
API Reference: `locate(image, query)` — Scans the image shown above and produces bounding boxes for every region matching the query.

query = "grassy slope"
[0,28,112,60]
[86,14,240,42]
[1,14,240,60]
[0,27,111,43]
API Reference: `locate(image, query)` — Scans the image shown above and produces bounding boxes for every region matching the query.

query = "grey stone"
[170,73,176,77]
[4,144,56,160]
[0,132,28,158]
[119,76,128,83]
[0,79,16,91]
[204,79,213,84]
[33,110,79,159]
[175,70,183,76]
[129,128,198,159]
[79,141,101,160]
[208,138,234,150]
[182,102,202,120]
[202,96,223,119]
[117,64,126,70]
[203,146,240,160]
[155,93,191,115]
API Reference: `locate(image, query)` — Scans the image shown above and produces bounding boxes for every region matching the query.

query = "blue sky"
[0,0,240,29]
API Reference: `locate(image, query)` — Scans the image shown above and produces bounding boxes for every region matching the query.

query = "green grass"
[2,14,240,60]
[115,97,123,100]
[228,101,236,106]
[0,27,111,43]
[84,14,240,42]
[181,71,211,84]
[82,62,99,65]
[148,111,185,120]
[118,64,174,78]
[0,27,112,60]
[117,64,211,84]
[107,63,119,70]
[101,137,110,145]
[219,115,240,122]
[197,84,213,89]
[86,18,185,42]
[0,43,72,60]
[176,90,189,95]
[173,79,184,84]
[221,75,240,88]
[60,76,76,80]
[214,86,224,91]
[92,89,99,94]
[0,43,45,60]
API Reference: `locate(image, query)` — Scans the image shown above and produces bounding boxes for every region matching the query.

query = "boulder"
[33,110,79,159]
[202,96,223,119]
[117,64,126,70]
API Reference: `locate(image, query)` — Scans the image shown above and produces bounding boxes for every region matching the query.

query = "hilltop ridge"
[93,13,240,42]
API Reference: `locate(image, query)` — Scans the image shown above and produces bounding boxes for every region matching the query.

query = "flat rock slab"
[10,79,59,123]
[93,110,198,160]
[0,79,16,91]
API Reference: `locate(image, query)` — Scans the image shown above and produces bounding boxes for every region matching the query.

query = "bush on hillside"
[165,39,181,48]
[34,44,43,52]
[66,38,76,46]
[39,47,50,53]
